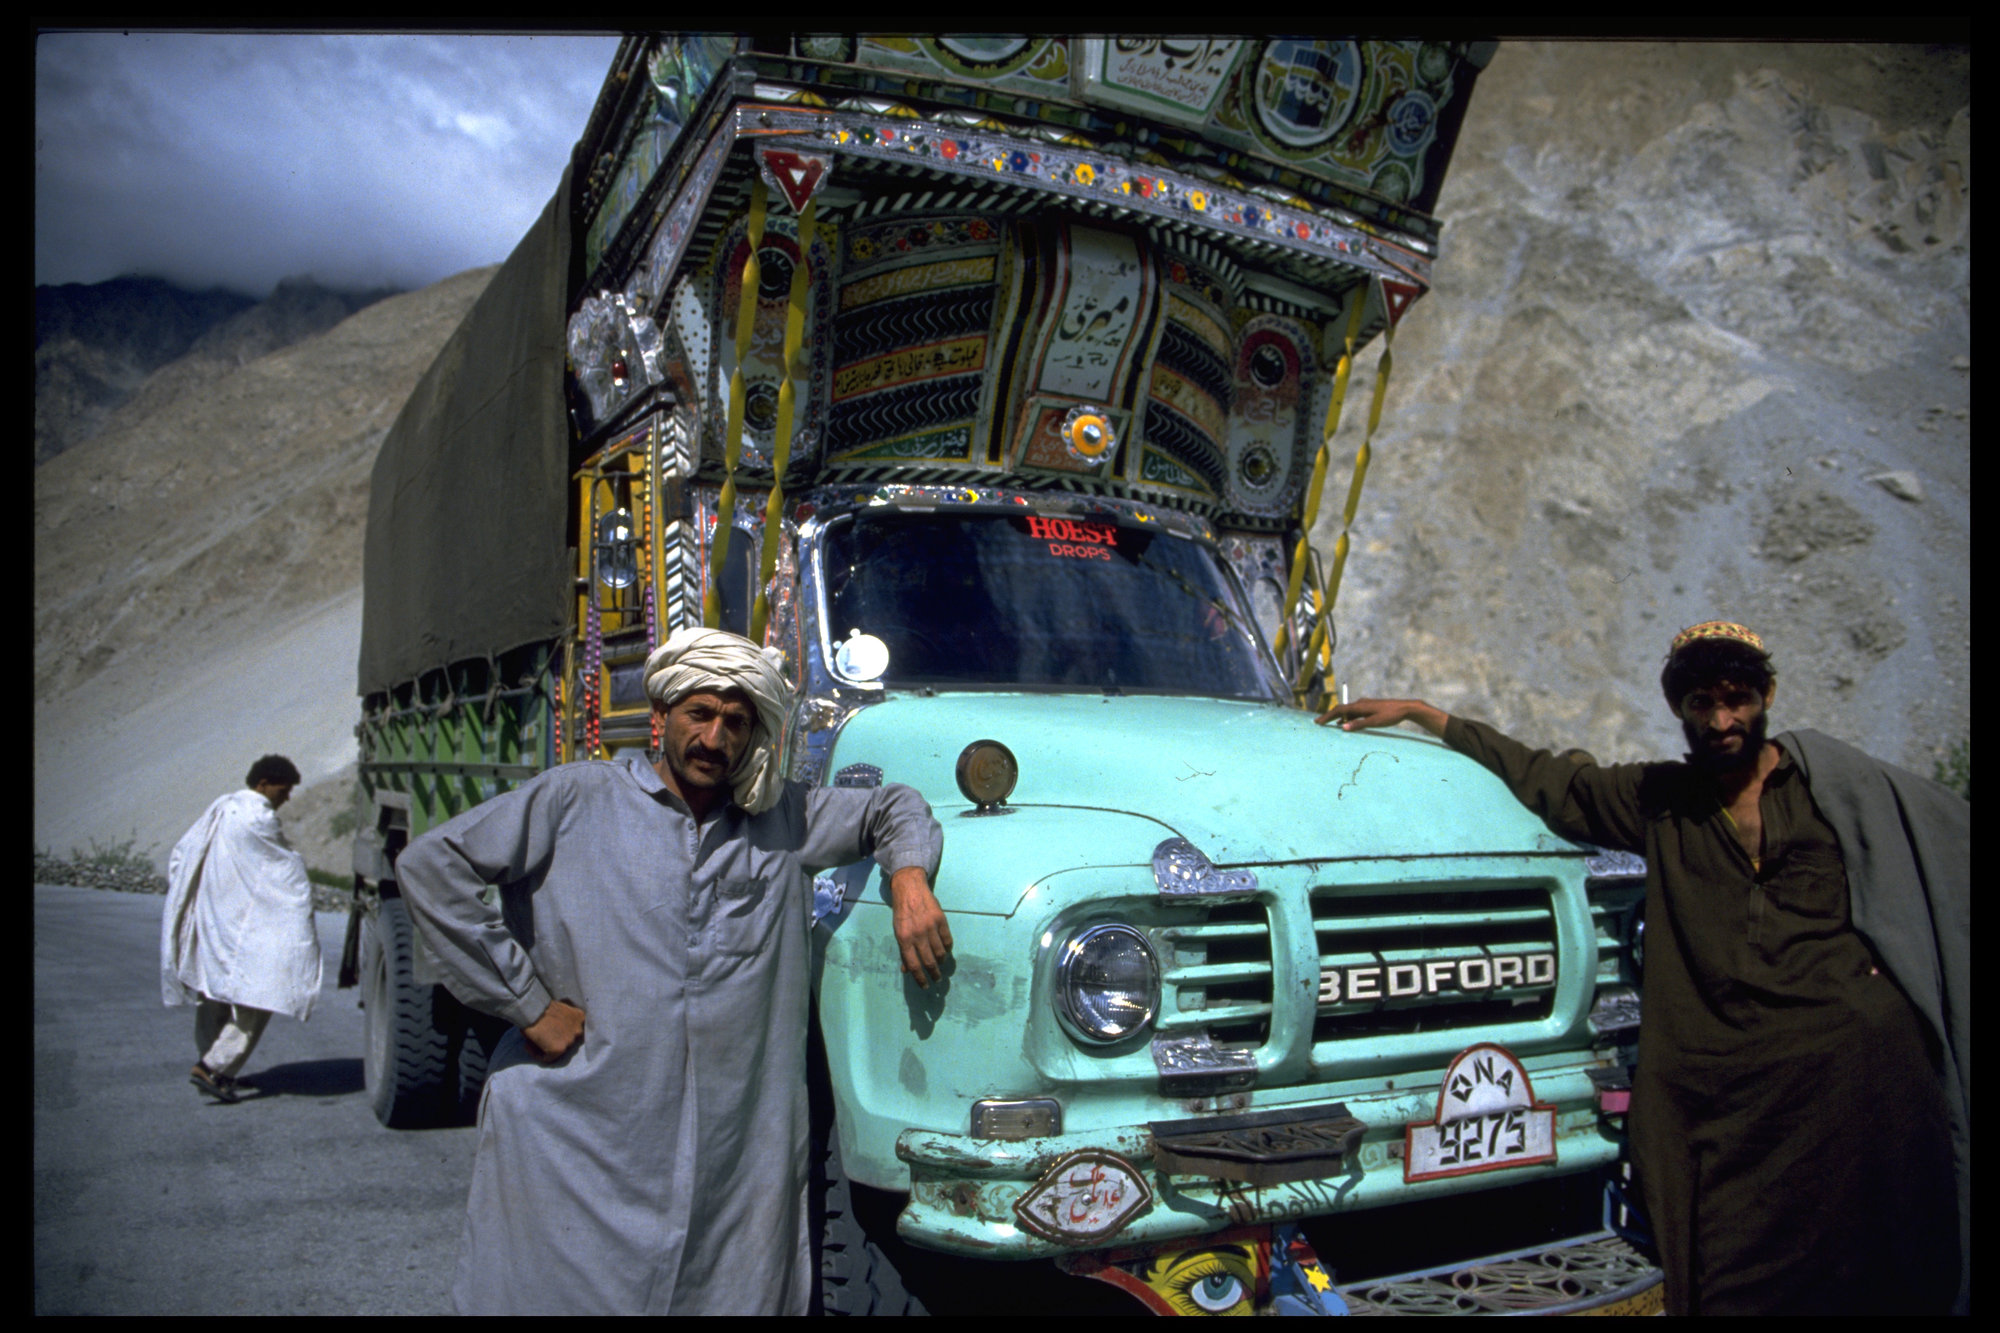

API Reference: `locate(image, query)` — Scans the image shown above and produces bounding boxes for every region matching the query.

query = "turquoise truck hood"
[823,693,1572,868]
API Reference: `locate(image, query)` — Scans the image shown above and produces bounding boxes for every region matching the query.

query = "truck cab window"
[821,510,1284,700]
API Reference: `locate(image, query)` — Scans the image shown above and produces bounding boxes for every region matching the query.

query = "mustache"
[1684,712,1766,770]
[683,742,733,767]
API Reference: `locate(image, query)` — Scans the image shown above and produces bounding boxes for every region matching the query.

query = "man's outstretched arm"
[1320,696,1650,853]
[802,783,950,987]
[1318,697,1449,736]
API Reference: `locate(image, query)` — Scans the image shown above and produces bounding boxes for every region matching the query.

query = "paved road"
[34,885,476,1315]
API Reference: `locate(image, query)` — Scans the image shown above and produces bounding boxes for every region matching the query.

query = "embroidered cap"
[1668,620,1768,658]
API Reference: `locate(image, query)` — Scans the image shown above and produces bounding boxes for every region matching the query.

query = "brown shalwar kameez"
[1443,717,1957,1315]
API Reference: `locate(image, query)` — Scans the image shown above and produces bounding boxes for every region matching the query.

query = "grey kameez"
[395,754,942,1315]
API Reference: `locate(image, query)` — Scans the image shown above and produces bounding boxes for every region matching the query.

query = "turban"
[643,627,795,815]
[1668,620,1770,661]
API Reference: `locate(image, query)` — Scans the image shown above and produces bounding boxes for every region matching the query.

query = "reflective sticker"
[1381,278,1423,328]
[1012,1149,1154,1245]
[1060,404,1119,461]
[755,147,832,213]
[1404,1043,1557,1183]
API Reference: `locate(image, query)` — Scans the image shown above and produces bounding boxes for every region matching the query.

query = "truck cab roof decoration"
[768,103,1433,285]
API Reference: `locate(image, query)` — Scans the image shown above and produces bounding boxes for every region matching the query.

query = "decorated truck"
[347,36,1659,1314]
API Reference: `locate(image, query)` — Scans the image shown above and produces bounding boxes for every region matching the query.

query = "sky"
[34,31,624,297]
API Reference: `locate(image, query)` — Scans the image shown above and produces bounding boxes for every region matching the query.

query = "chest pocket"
[1763,840,1849,921]
[712,875,796,958]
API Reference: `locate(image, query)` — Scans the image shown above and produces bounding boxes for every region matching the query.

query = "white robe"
[160,789,323,1021]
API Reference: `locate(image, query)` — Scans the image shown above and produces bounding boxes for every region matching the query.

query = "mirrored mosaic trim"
[583,36,737,282]
[568,291,666,430]
[630,122,737,313]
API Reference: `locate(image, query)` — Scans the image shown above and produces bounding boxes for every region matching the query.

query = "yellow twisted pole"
[704,179,768,628]
[750,197,815,644]
[1298,279,1397,701]
[1273,285,1367,669]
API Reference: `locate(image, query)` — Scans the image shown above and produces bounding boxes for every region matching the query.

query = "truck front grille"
[1310,884,1558,1045]
[1157,903,1274,1048]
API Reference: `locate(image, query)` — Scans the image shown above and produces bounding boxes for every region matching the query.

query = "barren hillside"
[33,269,494,867]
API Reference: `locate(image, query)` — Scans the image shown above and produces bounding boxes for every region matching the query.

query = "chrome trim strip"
[1151,1032,1258,1095]
[1153,837,1259,902]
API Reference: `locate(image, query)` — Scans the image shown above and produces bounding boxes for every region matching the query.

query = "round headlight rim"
[1055,921,1161,1047]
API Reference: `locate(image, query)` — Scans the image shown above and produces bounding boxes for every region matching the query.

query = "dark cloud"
[35,32,622,296]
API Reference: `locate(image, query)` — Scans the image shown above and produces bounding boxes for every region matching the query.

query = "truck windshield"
[820,510,1285,699]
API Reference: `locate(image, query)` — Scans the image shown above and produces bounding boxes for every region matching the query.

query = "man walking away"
[1319,622,1966,1316]
[160,755,324,1104]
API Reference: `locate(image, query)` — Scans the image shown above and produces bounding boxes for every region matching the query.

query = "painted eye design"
[1189,1272,1248,1313]
[1146,1247,1259,1317]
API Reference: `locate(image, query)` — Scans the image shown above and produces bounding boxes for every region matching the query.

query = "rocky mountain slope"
[32,42,1969,874]
[1313,41,1968,774]
[35,277,252,465]
[35,276,398,464]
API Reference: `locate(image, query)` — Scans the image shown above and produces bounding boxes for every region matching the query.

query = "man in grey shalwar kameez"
[396,628,948,1315]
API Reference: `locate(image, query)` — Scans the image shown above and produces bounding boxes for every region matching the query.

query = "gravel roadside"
[33,854,354,915]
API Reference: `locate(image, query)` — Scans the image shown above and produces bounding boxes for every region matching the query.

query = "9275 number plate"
[1406,1107,1555,1180]
[1404,1044,1559,1183]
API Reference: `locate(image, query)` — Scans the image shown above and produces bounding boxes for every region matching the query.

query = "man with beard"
[396,627,948,1315]
[1317,622,1966,1316]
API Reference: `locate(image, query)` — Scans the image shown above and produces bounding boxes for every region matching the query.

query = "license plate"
[1406,1106,1555,1180]
[1404,1043,1558,1183]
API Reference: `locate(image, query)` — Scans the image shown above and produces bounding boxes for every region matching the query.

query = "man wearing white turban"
[396,627,947,1315]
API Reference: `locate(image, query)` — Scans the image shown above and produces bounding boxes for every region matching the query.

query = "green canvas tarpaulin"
[358,165,578,696]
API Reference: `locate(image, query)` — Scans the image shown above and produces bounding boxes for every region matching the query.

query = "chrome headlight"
[1056,924,1160,1044]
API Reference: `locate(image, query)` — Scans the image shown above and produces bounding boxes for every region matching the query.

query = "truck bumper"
[895,1066,1624,1261]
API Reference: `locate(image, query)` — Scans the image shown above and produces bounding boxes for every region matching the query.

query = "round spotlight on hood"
[955,739,1018,809]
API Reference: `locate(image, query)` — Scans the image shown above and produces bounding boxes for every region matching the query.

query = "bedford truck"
[347,34,1659,1315]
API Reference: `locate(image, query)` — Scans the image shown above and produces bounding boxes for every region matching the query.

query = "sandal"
[190,1063,241,1104]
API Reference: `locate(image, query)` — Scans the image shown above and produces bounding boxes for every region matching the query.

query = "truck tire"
[818,1122,927,1316]
[808,994,925,1315]
[361,895,456,1128]
[452,1009,511,1124]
